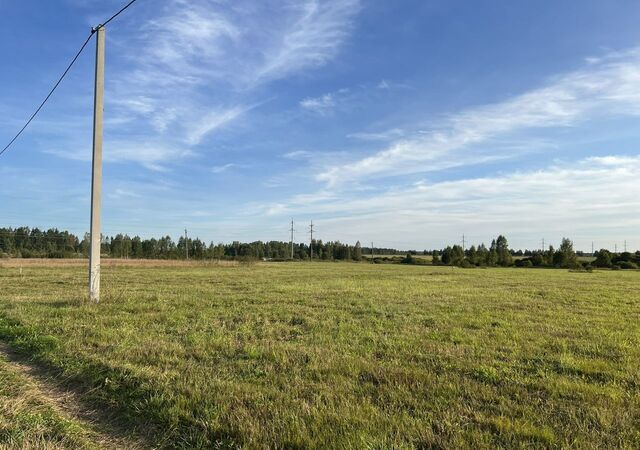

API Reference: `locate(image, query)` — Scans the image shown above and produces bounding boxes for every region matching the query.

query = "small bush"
[400,254,415,264]
[400,254,428,265]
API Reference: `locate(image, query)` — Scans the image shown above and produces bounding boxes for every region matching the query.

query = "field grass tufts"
[0,262,638,448]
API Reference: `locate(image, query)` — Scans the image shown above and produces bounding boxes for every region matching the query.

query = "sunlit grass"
[0,262,638,448]
[0,356,98,449]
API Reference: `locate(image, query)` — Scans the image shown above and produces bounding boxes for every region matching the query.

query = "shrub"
[400,254,415,264]
[459,260,474,269]
[530,254,544,266]
[514,258,533,268]
[594,250,612,268]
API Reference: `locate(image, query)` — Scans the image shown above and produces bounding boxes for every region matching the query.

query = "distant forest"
[432,236,639,270]
[0,226,387,261]
[1,227,638,270]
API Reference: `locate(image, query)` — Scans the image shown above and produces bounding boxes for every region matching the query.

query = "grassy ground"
[0,261,638,448]
[0,353,97,449]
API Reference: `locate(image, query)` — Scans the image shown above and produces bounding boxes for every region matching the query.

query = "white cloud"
[318,48,640,186]
[108,188,141,200]
[300,88,351,115]
[377,79,390,90]
[376,79,413,91]
[251,0,361,85]
[142,1,241,72]
[283,150,314,160]
[185,106,249,145]
[211,163,240,173]
[300,93,336,115]
[99,0,361,162]
[259,155,640,250]
[347,128,405,141]
[44,141,194,172]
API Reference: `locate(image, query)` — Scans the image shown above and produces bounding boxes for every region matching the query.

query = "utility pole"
[591,241,594,255]
[309,221,314,260]
[290,219,295,260]
[371,241,374,263]
[624,240,627,252]
[462,234,466,253]
[615,243,618,254]
[185,229,189,260]
[88,25,105,303]
[542,238,545,252]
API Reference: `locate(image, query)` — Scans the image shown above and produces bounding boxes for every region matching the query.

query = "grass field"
[0,261,638,449]
[0,352,99,449]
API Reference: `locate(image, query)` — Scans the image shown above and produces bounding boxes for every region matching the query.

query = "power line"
[0,0,142,159]
[102,0,140,28]
[0,33,94,158]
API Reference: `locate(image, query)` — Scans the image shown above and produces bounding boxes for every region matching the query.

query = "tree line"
[2,227,637,269]
[0,227,369,261]
[426,235,639,269]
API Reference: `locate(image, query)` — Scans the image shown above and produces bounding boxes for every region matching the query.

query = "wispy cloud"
[211,163,245,173]
[300,88,350,115]
[283,150,314,160]
[141,1,241,73]
[377,79,412,90]
[44,141,194,172]
[300,93,336,115]
[259,155,640,249]
[318,48,640,186]
[250,0,361,86]
[108,188,141,200]
[347,128,405,141]
[377,79,391,90]
[70,0,362,168]
[185,106,250,146]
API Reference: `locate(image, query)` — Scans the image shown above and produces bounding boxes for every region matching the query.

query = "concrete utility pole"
[290,219,294,259]
[89,25,105,303]
[462,234,466,253]
[309,221,314,260]
[542,238,545,252]
[185,229,189,260]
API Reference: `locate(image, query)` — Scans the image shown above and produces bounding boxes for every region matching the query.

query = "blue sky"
[2,0,640,251]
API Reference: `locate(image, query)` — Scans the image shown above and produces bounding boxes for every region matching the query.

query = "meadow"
[0,260,638,449]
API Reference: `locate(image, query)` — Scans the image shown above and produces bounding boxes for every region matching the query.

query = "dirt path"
[0,343,148,449]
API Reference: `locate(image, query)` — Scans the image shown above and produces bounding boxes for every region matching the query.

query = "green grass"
[0,262,639,448]
[0,355,98,449]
